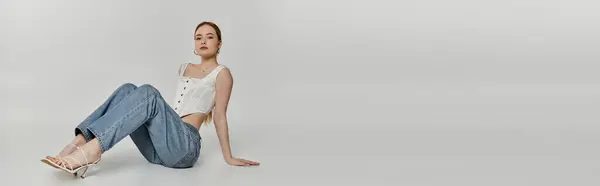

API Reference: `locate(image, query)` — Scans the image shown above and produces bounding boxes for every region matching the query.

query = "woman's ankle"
[72,134,87,146]
[83,139,103,158]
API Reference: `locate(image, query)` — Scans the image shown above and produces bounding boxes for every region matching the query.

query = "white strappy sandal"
[42,144,78,170]
[42,143,76,163]
[41,145,101,179]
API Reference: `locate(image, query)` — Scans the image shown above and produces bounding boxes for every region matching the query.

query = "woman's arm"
[213,67,260,166]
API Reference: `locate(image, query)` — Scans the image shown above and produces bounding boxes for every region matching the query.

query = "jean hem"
[86,127,108,153]
[74,127,94,142]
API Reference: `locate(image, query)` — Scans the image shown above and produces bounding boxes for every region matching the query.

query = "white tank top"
[171,62,226,117]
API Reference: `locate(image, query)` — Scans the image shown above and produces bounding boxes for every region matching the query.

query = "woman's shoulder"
[216,64,229,71]
[177,62,187,75]
[214,65,230,77]
[214,65,232,82]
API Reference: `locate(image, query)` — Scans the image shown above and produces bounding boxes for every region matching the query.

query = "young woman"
[41,21,260,178]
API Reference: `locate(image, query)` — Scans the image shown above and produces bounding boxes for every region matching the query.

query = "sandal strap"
[64,156,81,170]
[74,146,89,165]
[57,156,74,170]
[57,146,92,170]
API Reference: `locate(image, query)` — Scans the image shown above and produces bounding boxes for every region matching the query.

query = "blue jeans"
[74,83,201,168]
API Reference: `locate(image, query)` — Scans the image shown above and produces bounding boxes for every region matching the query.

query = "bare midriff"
[181,113,206,131]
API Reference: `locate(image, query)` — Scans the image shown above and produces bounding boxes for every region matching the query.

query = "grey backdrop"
[2,0,600,185]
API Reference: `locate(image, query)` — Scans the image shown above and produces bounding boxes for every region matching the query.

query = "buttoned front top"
[171,62,225,117]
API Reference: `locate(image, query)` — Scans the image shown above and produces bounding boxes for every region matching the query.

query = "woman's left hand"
[226,157,260,166]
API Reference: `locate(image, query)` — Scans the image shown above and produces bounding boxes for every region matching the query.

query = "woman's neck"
[200,57,218,66]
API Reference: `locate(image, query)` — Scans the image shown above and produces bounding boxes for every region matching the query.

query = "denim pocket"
[172,140,200,168]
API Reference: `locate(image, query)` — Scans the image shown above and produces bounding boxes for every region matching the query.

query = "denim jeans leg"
[75,83,138,141]
[169,123,201,168]
[83,84,197,167]
[129,124,163,164]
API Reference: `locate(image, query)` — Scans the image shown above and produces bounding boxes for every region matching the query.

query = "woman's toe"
[51,158,63,166]
[45,156,54,162]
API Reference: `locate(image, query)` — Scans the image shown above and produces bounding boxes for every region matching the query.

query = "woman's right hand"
[226,157,260,166]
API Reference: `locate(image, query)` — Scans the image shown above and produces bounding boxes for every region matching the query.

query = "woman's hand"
[226,157,260,167]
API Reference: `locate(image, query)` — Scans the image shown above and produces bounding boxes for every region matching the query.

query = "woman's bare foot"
[48,139,102,169]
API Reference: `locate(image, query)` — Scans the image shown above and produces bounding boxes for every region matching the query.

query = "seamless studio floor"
[4,0,600,185]
[1,89,600,186]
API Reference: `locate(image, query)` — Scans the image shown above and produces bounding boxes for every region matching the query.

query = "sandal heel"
[79,166,90,179]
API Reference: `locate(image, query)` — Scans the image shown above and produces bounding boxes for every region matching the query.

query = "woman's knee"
[118,83,138,91]
[138,84,160,95]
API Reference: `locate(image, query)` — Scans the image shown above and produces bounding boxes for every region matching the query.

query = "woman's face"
[194,25,221,57]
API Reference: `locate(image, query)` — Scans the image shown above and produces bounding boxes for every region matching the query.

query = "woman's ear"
[217,41,222,53]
